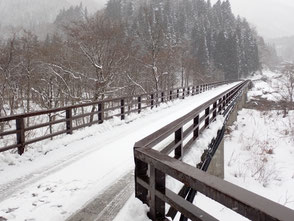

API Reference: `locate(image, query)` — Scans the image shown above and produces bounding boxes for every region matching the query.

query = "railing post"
[98,102,104,124]
[182,88,185,99]
[177,89,179,98]
[151,94,154,109]
[16,118,25,155]
[66,108,73,134]
[218,98,222,113]
[175,127,183,159]
[213,101,217,119]
[192,86,195,95]
[135,157,148,204]
[161,92,164,103]
[170,90,173,101]
[187,87,190,96]
[193,115,199,139]
[138,96,142,114]
[224,95,228,106]
[121,99,125,120]
[149,166,165,220]
[205,106,210,127]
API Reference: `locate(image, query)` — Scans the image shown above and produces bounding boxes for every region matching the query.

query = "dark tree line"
[106,0,261,81]
[0,0,268,119]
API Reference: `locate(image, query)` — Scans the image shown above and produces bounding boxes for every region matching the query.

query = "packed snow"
[0,83,239,221]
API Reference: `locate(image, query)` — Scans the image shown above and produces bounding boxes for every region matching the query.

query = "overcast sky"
[94,0,294,39]
[94,0,108,9]
[211,0,294,39]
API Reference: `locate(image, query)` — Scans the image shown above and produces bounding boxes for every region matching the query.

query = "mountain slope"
[0,0,101,29]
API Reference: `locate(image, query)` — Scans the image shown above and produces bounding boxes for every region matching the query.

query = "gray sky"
[93,0,108,9]
[211,0,294,39]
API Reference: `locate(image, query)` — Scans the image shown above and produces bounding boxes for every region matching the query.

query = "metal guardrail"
[134,80,294,221]
[0,81,229,155]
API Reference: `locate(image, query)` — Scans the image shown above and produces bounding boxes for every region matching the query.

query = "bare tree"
[277,64,294,116]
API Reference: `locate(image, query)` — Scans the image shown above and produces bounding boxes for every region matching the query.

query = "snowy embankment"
[116,70,294,221]
[0,83,239,221]
[225,70,294,210]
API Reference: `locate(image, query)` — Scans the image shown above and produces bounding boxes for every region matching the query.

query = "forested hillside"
[0,0,264,118]
[106,0,260,81]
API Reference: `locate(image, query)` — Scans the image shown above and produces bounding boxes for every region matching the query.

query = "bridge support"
[207,86,249,179]
[207,139,224,179]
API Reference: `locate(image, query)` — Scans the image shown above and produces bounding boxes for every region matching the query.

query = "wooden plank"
[135,148,294,221]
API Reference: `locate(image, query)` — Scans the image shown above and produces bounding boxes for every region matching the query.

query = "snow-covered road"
[0,83,239,221]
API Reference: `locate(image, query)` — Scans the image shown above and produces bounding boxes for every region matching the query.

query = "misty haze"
[0,1,294,221]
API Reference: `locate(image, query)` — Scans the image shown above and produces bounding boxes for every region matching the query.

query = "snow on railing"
[133,80,294,221]
[0,81,229,155]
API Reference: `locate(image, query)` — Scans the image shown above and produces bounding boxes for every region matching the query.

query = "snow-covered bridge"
[0,80,293,221]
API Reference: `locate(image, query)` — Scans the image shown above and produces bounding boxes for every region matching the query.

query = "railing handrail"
[134,81,245,149]
[135,147,294,221]
[0,81,230,122]
[0,80,231,155]
[133,80,294,221]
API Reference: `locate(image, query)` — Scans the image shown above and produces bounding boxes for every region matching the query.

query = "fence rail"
[134,80,294,221]
[0,81,229,155]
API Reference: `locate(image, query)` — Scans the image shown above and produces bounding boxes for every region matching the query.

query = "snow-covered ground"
[116,70,294,221]
[0,83,240,221]
[225,70,294,210]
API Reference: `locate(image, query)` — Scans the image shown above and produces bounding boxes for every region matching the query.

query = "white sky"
[94,0,108,9]
[211,0,294,39]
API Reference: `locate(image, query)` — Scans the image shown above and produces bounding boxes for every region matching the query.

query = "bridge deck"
[0,83,240,221]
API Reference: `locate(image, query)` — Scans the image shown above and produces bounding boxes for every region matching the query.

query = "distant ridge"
[0,0,102,29]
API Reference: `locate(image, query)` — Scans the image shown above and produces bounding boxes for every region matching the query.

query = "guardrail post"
[149,166,165,220]
[138,96,141,114]
[213,101,217,119]
[16,118,25,155]
[177,89,179,98]
[98,102,104,124]
[218,98,222,113]
[193,115,199,139]
[175,127,183,159]
[170,90,173,100]
[182,88,185,99]
[161,92,164,103]
[192,86,195,95]
[121,99,125,120]
[151,94,154,109]
[66,108,73,134]
[187,87,190,96]
[205,107,210,127]
[224,94,228,107]
[135,157,148,204]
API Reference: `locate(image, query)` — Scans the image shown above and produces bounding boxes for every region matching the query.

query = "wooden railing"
[134,80,294,221]
[0,81,229,155]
